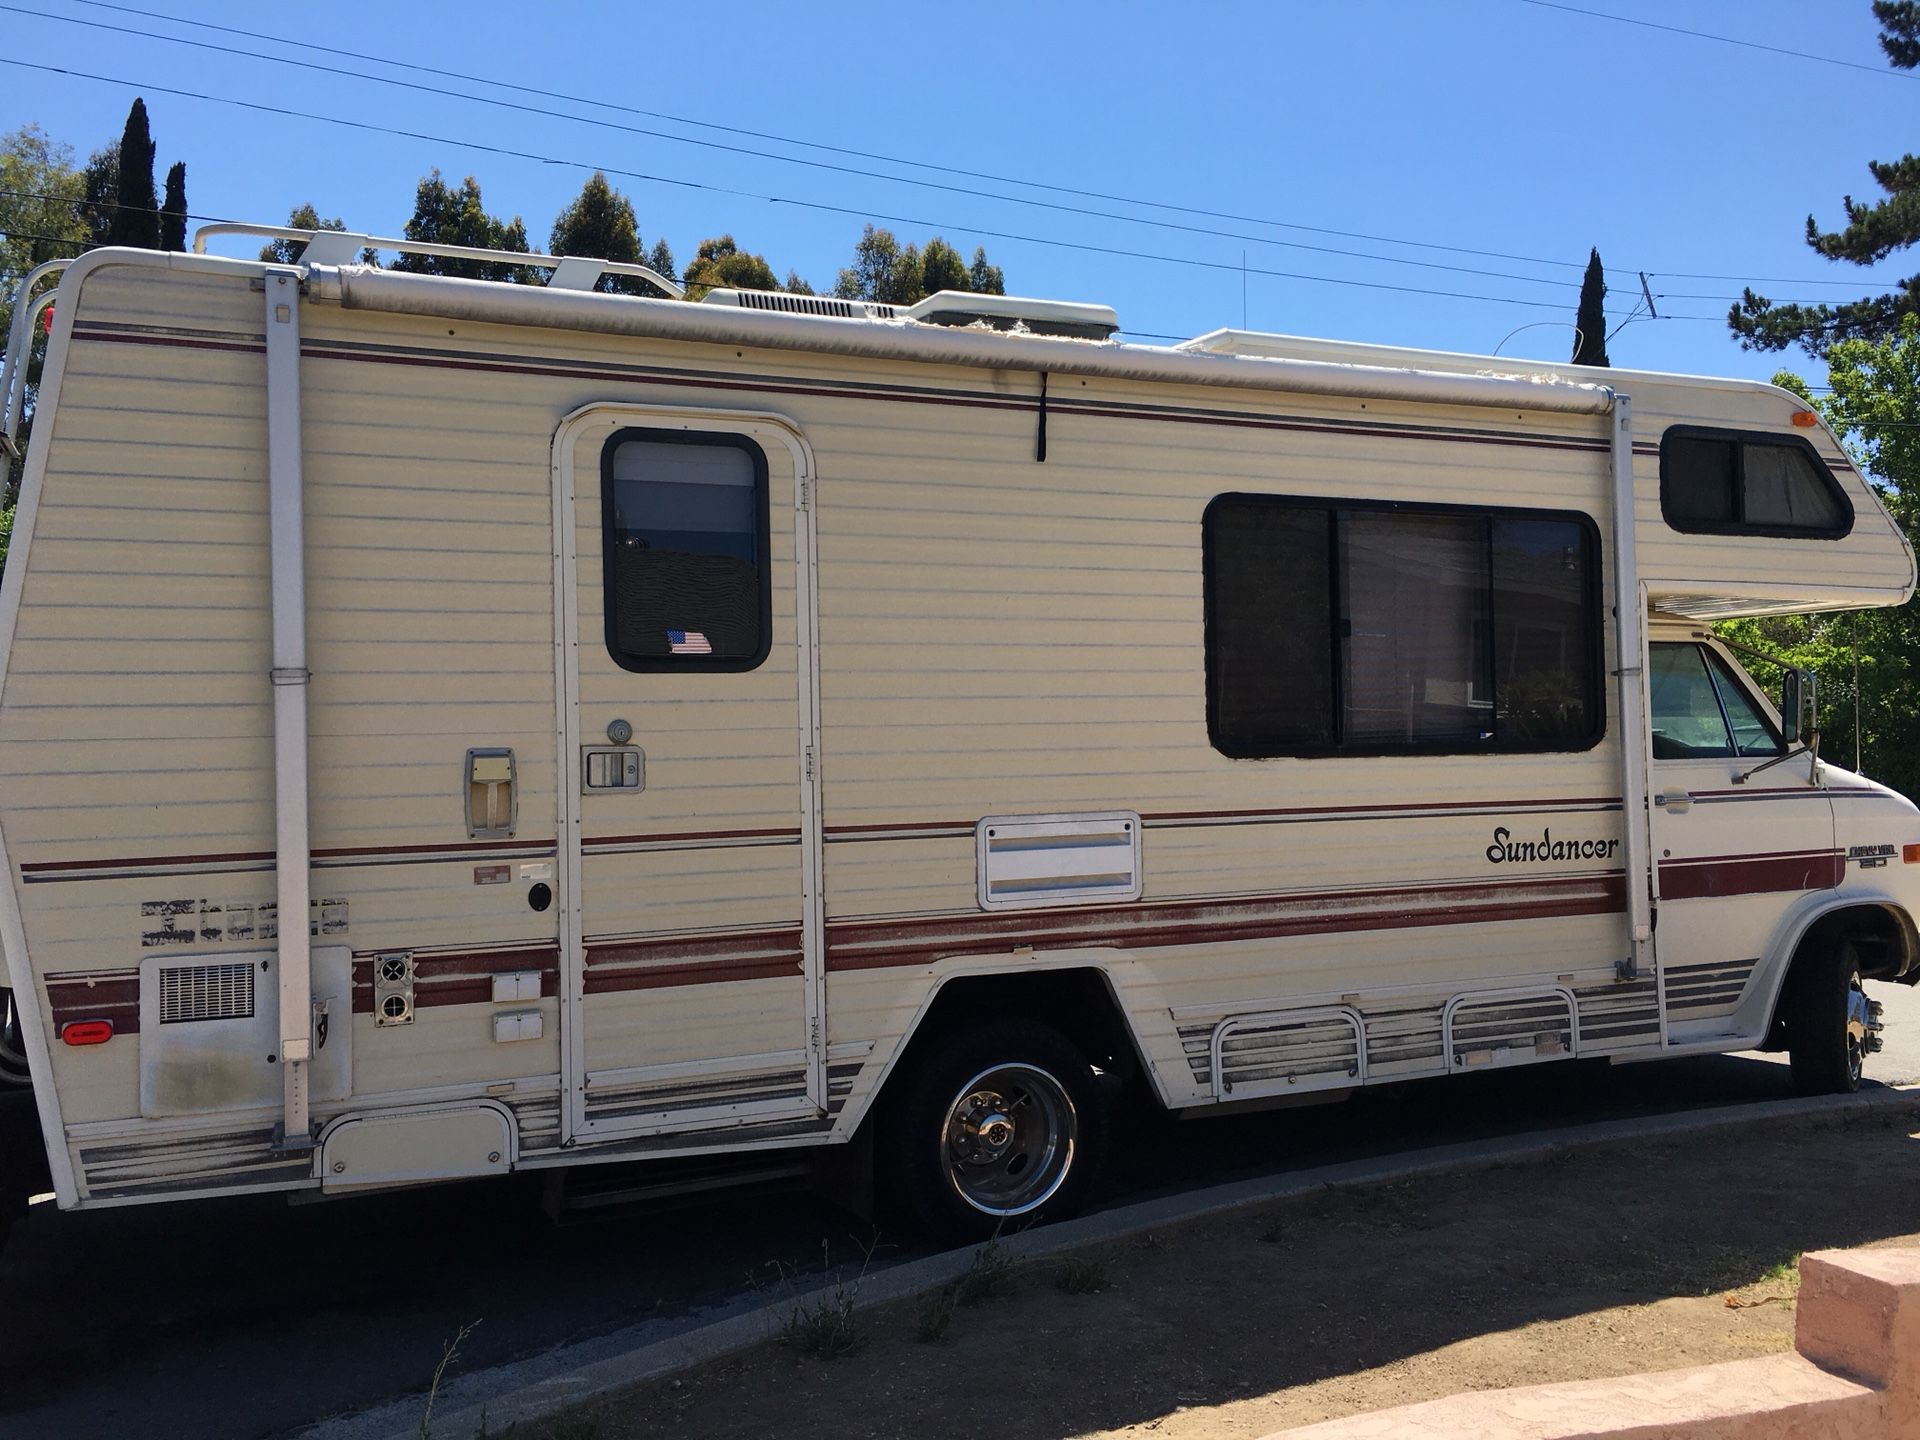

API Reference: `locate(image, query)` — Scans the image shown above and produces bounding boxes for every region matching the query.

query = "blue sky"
[2,1,1913,386]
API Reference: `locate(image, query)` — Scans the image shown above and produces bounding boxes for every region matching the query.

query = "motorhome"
[0,226,1913,1241]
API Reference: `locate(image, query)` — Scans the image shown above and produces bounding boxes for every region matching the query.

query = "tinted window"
[1707,651,1784,758]
[1649,643,1733,759]
[1206,503,1334,752]
[1205,496,1600,757]
[1660,428,1851,538]
[601,430,770,671]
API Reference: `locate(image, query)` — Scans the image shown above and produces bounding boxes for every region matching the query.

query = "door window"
[1648,642,1784,760]
[600,429,771,671]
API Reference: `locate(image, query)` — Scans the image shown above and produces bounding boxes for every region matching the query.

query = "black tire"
[1785,942,1870,1096]
[881,1018,1107,1246]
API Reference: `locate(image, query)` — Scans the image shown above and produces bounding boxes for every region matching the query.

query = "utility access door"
[554,405,823,1144]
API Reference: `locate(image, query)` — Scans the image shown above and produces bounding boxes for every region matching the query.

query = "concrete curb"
[300,1083,1920,1440]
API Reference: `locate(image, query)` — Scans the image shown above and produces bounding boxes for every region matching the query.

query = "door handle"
[1655,792,1693,814]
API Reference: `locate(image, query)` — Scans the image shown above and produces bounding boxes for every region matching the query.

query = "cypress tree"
[159,161,187,252]
[105,98,158,249]
[1572,248,1610,367]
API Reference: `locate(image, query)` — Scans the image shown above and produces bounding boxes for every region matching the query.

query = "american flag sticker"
[667,630,713,655]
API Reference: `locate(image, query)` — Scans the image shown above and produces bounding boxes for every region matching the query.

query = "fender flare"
[1752,889,1918,1030]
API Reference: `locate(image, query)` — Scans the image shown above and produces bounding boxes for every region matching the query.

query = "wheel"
[882,1019,1107,1244]
[1785,942,1882,1096]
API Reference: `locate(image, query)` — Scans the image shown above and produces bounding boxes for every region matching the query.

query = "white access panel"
[976,812,1143,909]
[139,945,352,1118]
[318,1101,515,1191]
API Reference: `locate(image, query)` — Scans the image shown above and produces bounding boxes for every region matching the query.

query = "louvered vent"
[726,291,897,320]
[158,961,256,1024]
[1210,1007,1365,1099]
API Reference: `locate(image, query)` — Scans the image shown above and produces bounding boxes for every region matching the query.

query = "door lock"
[1655,792,1693,814]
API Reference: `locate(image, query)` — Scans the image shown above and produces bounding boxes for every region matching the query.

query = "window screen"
[601,430,770,671]
[1205,496,1600,757]
[1660,427,1850,538]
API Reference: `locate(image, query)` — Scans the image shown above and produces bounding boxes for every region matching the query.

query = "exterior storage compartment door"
[553,407,823,1144]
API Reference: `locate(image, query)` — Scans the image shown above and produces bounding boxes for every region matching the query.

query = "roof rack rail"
[190,222,685,299]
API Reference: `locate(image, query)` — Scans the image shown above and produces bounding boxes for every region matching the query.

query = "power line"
[6,4,1612,296]
[33,1,1891,300]
[0,54,1632,314]
[52,0,1614,276]
[1513,0,1911,80]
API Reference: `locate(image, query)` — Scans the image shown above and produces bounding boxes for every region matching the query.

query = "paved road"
[2,980,1916,1440]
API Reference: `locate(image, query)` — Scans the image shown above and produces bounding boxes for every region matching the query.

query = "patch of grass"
[781,1278,864,1359]
[913,1287,956,1343]
[1053,1257,1111,1294]
[952,1234,1016,1306]
[478,1411,602,1440]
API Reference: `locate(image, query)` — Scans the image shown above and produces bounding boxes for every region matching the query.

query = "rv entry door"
[554,407,824,1145]
[1645,639,1836,1040]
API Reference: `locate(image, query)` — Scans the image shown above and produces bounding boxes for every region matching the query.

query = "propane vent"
[157,961,255,1024]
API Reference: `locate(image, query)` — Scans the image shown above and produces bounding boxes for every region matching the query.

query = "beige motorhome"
[0,227,1914,1240]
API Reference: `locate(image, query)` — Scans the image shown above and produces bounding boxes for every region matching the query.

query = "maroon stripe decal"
[584,827,801,847]
[821,797,1624,837]
[1658,851,1844,901]
[24,837,557,876]
[349,943,560,1014]
[22,848,274,874]
[826,875,1625,972]
[585,956,802,994]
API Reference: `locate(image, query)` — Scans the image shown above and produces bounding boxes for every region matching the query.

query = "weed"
[953,1234,1016,1306]
[771,1235,877,1360]
[477,1412,602,1440]
[782,1281,864,1358]
[914,1287,956,1343]
[418,1318,480,1440]
[1053,1257,1111,1294]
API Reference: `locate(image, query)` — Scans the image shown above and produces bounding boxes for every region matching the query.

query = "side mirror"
[1779,669,1803,746]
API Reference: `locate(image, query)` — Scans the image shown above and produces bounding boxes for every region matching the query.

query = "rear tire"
[1785,942,1873,1096]
[882,1018,1107,1245]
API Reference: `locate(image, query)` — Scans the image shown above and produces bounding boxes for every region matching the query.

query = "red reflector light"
[1904,844,1920,865]
[61,1019,113,1046]
[41,303,53,336]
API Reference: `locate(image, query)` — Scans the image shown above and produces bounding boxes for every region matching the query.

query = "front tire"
[883,1019,1107,1245]
[1785,942,1878,1096]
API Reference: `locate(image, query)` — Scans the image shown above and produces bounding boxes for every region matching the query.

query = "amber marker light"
[1792,411,1820,428]
[60,1019,112,1046]
[1903,843,1920,864]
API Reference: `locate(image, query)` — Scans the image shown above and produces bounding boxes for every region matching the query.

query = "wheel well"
[891,967,1149,1093]
[1766,903,1917,1045]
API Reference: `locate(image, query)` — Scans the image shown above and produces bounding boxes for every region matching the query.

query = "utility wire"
[1514,0,1912,80]
[52,0,1606,276]
[5,54,1671,314]
[28,1,1889,298]
[6,3,1611,294]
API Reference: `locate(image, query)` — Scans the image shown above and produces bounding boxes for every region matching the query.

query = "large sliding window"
[1204,495,1602,758]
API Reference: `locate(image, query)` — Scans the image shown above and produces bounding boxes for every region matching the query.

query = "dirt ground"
[521,1105,1920,1440]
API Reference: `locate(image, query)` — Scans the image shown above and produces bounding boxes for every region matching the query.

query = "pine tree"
[920,237,969,295]
[647,238,675,288]
[159,162,187,252]
[105,98,158,249]
[549,171,666,295]
[1572,248,1610,367]
[390,171,532,283]
[968,246,1006,296]
[1730,2,1920,354]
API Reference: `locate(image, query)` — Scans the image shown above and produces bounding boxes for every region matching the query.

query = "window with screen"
[1205,495,1602,757]
[1659,427,1851,538]
[601,429,771,671]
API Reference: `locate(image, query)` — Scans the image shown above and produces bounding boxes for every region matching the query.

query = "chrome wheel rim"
[940,1062,1077,1217]
[1845,973,1872,1086]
